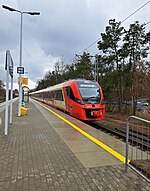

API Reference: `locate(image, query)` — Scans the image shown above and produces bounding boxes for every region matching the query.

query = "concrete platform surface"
[0,100,149,191]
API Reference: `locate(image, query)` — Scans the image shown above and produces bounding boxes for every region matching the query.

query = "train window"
[49,91,52,100]
[79,87,100,103]
[65,87,75,101]
[41,93,44,98]
[55,90,64,101]
[52,91,55,99]
[43,92,46,99]
[65,87,69,97]
[45,92,49,99]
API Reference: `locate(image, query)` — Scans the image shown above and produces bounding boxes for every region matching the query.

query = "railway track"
[89,119,150,180]
[89,120,150,151]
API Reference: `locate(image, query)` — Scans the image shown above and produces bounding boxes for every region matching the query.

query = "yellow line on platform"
[33,100,130,164]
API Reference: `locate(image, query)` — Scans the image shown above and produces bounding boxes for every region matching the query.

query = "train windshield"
[77,81,100,103]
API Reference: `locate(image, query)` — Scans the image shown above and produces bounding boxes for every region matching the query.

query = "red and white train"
[30,79,105,121]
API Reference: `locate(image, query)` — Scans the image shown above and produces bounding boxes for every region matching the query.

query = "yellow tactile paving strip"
[33,100,130,164]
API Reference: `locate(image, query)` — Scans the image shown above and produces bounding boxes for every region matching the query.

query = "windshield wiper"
[84,96,97,101]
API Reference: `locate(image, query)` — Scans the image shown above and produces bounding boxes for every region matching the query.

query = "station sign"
[9,65,13,77]
[17,66,24,74]
[22,78,28,85]
[5,50,14,77]
[18,77,28,85]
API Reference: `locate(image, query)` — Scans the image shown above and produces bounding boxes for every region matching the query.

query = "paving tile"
[0,100,149,191]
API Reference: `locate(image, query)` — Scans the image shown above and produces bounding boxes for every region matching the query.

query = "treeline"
[0,80,5,102]
[0,80,19,102]
[35,19,150,115]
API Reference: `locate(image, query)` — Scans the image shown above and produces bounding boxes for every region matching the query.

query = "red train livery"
[30,79,105,121]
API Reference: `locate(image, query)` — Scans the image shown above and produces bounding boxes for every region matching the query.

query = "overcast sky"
[0,0,150,89]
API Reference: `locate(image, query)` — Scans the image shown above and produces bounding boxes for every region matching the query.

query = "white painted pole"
[4,50,9,135]
[10,75,13,124]
[2,5,40,117]
[18,12,23,116]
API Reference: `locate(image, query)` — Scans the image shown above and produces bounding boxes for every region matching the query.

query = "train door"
[64,86,77,116]
[64,86,71,113]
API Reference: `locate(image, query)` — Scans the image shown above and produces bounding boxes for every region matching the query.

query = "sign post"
[4,50,14,135]
[17,66,24,114]
[9,56,14,124]
[4,51,9,135]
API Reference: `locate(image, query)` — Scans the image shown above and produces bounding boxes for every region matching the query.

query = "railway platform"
[0,99,149,191]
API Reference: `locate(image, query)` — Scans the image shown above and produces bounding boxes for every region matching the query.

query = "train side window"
[65,87,75,101]
[65,87,70,97]
[55,90,64,101]
[45,92,49,99]
[43,92,46,99]
[52,91,55,99]
[49,91,52,101]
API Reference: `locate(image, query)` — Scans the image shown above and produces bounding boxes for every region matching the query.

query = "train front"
[76,80,105,121]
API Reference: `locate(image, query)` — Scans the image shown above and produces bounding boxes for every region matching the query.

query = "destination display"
[79,84,97,88]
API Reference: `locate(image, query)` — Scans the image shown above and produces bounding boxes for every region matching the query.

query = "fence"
[125,116,150,183]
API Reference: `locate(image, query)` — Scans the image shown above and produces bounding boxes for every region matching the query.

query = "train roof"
[31,79,98,94]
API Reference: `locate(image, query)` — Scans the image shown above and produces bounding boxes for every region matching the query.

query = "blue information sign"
[17,67,24,74]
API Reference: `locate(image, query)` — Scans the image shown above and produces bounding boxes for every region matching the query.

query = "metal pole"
[2,5,40,116]
[125,120,129,172]
[4,51,9,135]
[18,12,23,116]
[10,75,13,124]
